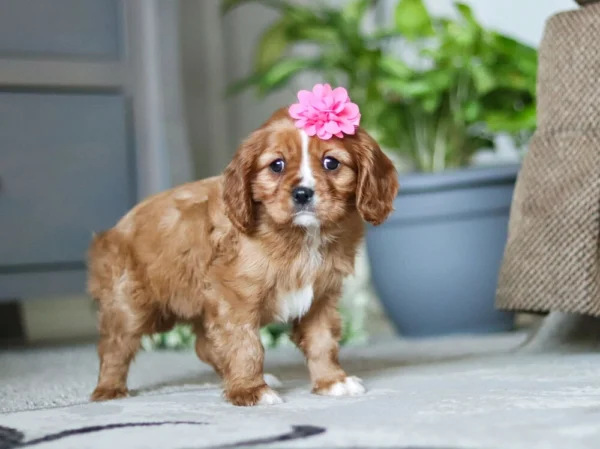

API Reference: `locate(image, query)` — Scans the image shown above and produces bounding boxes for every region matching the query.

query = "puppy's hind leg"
[88,231,144,402]
[92,316,142,401]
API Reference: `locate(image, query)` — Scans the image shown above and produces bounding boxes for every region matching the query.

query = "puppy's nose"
[292,187,314,205]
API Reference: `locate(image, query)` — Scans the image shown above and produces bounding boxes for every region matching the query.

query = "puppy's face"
[223,108,399,233]
[251,118,360,228]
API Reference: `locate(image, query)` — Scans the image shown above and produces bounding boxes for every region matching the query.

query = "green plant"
[223,0,537,172]
[141,306,364,351]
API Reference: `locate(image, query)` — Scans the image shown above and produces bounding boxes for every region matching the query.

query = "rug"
[2,332,600,449]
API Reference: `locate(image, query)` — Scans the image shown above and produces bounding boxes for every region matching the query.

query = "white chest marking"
[277,285,314,322]
[277,214,322,323]
[299,130,316,189]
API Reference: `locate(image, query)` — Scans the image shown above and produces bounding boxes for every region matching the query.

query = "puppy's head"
[223,108,399,233]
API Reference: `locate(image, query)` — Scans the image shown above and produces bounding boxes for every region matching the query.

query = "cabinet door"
[0,92,133,267]
[0,0,120,59]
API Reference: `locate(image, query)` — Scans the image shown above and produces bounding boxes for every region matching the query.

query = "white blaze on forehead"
[299,130,316,188]
[294,129,320,228]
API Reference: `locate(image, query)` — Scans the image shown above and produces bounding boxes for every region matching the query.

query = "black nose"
[292,186,314,205]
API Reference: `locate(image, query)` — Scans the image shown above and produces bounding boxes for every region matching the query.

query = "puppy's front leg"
[206,320,282,406]
[291,295,366,397]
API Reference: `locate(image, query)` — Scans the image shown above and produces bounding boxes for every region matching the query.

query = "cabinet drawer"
[0,92,133,267]
[0,0,120,59]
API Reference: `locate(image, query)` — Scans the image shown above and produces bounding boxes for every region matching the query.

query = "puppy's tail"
[86,229,128,302]
[87,230,115,264]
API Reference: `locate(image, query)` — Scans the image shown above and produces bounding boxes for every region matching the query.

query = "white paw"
[321,376,366,397]
[264,373,282,388]
[258,388,284,405]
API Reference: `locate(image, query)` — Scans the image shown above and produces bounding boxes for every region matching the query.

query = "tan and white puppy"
[87,107,399,406]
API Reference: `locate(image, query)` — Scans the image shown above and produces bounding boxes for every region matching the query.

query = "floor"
[2,331,600,449]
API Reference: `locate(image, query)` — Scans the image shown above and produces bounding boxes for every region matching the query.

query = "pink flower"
[288,84,361,140]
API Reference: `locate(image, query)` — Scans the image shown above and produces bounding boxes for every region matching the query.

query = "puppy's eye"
[323,156,340,171]
[269,159,285,173]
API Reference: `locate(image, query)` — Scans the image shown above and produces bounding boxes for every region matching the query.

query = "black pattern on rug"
[0,422,327,449]
[205,425,326,448]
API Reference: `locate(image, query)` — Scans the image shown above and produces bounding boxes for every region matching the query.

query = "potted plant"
[223,0,537,337]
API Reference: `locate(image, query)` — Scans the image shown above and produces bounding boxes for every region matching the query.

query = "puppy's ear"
[351,128,399,226]
[223,130,263,233]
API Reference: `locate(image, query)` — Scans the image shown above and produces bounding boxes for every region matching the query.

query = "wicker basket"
[496,3,600,317]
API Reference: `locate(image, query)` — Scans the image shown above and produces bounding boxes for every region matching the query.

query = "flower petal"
[304,124,317,136]
[295,118,307,128]
[312,84,325,98]
[332,87,348,104]
[339,120,356,134]
[310,98,327,111]
[333,102,345,113]
[324,121,341,135]
[288,103,306,119]
[297,90,312,104]
[340,103,360,120]
[317,128,332,140]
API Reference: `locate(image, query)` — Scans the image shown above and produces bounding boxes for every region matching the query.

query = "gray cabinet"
[0,0,121,59]
[0,0,192,299]
[0,93,132,267]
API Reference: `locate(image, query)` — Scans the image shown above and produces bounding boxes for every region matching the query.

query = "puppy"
[87,107,398,406]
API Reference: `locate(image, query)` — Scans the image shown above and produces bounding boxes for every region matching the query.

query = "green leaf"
[484,104,536,133]
[288,24,339,44]
[229,56,330,97]
[493,70,532,92]
[444,20,475,48]
[254,19,289,72]
[259,57,328,93]
[463,100,482,121]
[382,78,431,97]
[471,64,496,94]
[342,0,374,25]
[378,56,412,79]
[368,28,403,42]
[321,5,367,53]
[422,94,442,113]
[423,70,453,91]
[454,2,479,28]
[395,0,434,40]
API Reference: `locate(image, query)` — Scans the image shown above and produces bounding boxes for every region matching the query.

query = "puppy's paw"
[91,386,129,402]
[313,376,366,397]
[227,384,283,407]
[257,388,284,405]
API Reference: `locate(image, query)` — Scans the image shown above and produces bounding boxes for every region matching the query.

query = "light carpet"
[2,332,600,449]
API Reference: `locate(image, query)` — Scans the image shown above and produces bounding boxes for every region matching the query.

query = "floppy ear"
[352,128,399,226]
[222,131,263,233]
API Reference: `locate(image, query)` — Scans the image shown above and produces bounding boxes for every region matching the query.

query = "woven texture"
[576,0,600,6]
[496,4,600,316]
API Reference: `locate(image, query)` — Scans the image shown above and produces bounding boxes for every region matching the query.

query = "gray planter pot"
[365,164,519,337]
